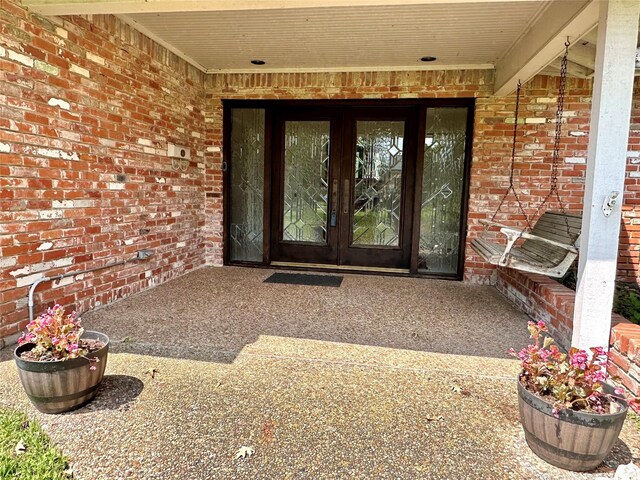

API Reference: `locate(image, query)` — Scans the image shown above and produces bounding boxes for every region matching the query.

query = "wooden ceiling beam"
[547,58,594,78]
[494,0,599,96]
[23,0,544,16]
[568,43,597,70]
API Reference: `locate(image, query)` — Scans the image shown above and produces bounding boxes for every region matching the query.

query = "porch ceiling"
[25,0,612,94]
[541,26,640,79]
[116,1,548,73]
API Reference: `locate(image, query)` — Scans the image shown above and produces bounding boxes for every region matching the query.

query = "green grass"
[0,409,71,480]
[561,269,640,325]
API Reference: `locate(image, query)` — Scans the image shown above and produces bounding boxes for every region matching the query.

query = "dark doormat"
[264,272,343,287]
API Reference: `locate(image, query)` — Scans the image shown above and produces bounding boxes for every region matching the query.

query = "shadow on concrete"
[600,438,637,471]
[69,375,144,414]
[77,266,532,365]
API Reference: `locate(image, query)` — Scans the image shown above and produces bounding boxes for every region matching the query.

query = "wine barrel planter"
[518,380,628,471]
[14,331,109,414]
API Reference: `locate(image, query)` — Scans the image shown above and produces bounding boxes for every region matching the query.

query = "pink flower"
[570,350,588,370]
[89,365,97,371]
[614,387,625,395]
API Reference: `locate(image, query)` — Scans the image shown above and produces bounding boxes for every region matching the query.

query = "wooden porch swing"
[471,41,581,278]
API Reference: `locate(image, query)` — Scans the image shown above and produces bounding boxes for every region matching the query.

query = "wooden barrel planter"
[14,331,109,414]
[518,380,628,471]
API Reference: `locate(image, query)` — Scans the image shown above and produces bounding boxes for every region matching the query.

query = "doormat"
[264,272,343,287]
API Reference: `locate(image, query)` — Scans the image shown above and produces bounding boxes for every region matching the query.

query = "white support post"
[571,0,640,350]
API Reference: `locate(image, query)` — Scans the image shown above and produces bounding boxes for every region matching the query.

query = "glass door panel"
[339,110,416,269]
[282,121,330,244]
[271,112,340,265]
[352,121,404,247]
[229,108,265,262]
[418,107,468,274]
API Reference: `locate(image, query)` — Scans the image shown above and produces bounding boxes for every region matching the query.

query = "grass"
[0,409,71,480]
[561,269,640,325]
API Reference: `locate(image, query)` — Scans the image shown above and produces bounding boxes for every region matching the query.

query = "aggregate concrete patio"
[0,267,638,479]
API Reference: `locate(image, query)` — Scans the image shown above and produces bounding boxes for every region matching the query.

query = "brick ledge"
[495,267,639,411]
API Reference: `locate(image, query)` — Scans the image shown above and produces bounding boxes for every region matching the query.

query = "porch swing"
[470,41,581,278]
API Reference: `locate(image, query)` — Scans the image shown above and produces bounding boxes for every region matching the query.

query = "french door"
[225,100,473,278]
[270,107,417,269]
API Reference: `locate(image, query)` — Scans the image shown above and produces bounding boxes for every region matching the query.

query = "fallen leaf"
[20,421,29,430]
[261,420,277,444]
[14,440,26,456]
[425,415,444,422]
[235,446,254,460]
[215,381,222,389]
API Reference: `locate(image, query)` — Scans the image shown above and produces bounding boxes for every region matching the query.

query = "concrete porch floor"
[0,266,638,479]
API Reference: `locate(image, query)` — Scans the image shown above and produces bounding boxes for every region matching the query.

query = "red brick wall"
[496,267,640,412]
[620,81,640,282]
[204,70,495,273]
[2,0,640,346]
[206,73,640,283]
[0,0,208,345]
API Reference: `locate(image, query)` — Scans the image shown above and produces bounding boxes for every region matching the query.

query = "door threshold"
[270,261,410,274]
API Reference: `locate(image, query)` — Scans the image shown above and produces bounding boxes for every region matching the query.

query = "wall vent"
[167,143,191,160]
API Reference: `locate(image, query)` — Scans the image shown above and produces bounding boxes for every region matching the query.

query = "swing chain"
[485,40,575,243]
[489,80,532,231]
[550,40,570,195]
[509,80,522,189]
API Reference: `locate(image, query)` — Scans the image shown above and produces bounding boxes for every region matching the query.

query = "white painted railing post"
[571,0,640,350]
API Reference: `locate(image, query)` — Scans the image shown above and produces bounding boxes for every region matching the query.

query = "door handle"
[330,179,338,227]
[343,179,350,215]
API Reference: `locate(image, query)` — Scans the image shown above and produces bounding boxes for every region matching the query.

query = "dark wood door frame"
[270,107,344,264]
[222,98,476,280]
[337,107,418,269]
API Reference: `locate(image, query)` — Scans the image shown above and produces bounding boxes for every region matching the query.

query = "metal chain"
[487,80,533,233]
[529,40,576,243]
[551,40,569,195]
[509,80,523,189]
[485,40,576,245]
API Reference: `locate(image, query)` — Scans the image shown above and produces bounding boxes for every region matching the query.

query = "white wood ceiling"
[541,27,640,78]
[122,1,549,73]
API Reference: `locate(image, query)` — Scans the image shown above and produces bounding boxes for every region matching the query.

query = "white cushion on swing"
[470,211,581,278]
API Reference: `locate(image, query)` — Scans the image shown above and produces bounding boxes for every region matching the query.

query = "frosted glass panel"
[282,121,330,243]
[418,108,467,274]
[352,121,404,247]
[229,109,265,262]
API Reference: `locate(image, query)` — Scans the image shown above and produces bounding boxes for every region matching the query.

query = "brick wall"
[620,81,640,282]
[496,267,640,412]
[206,73,639,283]
[0,0,208,345]
[2,0,640,346]
[205,70,495,276]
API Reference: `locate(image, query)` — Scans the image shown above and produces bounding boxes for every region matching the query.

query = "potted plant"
[511,321,637,472]
[14,304,109,414]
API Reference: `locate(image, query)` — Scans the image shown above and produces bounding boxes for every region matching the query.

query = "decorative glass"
[418,108,468,274]
[282,121,331,243]
[352,121,404,247]
[229,109,265,262]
